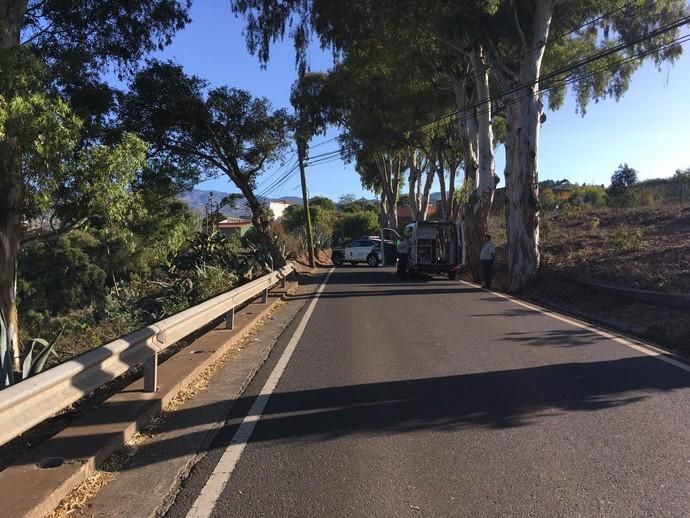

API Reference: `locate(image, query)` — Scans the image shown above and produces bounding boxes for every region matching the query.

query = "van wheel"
[367,254,380,267]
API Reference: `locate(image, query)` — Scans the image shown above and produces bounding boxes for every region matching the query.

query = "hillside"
[179,189,302,217]
[486,204,690,354]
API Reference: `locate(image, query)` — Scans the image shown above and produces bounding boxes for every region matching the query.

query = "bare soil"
[485,205,690,356]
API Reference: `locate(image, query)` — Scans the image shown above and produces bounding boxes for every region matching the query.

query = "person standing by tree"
[396,231,411,280]
[480,234,496,289]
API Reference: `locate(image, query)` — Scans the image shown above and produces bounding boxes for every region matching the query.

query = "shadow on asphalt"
[502,329,611,347]
[287,287,484,300]
[32,266,688,475]
[38,354,690,472]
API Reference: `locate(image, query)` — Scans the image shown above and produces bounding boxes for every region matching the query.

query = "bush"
[610,227,648,253]
[539,188,558,211]
[339,211,379,239]
[581,186,606,207]
[607,163,639,209]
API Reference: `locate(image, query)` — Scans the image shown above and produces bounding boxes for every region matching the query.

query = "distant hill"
[179,189,303,218]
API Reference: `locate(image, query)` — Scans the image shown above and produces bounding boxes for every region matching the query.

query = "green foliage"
[19,232,107,317]
[590,217,601,231]
[282,205,335,236]
[22,333,62,380]
[123,61,291,235]
[340,211,379,239]
[607,163,639,208]
[539,188,558,211]
[309,196,336,211]
[610,227,648,253]
[337,195,378,213]
[581,186,606,207]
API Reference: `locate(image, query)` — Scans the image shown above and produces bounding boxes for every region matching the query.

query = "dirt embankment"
[486,206,690,355]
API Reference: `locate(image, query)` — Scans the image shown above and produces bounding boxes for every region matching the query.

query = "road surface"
[167,267,690,517]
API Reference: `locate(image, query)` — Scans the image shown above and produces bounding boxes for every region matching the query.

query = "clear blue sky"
[158,0,690,200]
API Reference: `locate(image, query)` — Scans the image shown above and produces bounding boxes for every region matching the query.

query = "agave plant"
[22,328,63,380]
[0,309,61,387]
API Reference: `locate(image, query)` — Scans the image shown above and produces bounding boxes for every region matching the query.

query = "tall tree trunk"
[418,165,435,220]
[459,48,496,282]
[500,0,552,292]
[0,180,22,376]
[438,157,447,221]
[1,1,28,378]
[407,155,419,221]
[374,153,401,230]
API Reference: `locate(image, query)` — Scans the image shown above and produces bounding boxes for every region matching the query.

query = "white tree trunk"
[375,153,402,230]
[419,163,435,220]
[1,1,28,378]
[460,47,497,282]
[501,0,552,292]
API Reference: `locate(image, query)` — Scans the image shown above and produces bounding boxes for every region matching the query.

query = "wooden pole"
[297,139,316,268]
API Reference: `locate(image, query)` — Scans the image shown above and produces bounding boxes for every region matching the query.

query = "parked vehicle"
[332,238,382,266]
[400,221,462,279]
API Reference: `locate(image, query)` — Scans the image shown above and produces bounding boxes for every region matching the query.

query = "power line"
[423,31,690,148]
[413,13,690,133]
[428,31,689,135]
[406,0,647,83]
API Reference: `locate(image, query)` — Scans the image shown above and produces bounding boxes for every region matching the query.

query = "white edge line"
[460,280,690,374]
[186,268,335,518]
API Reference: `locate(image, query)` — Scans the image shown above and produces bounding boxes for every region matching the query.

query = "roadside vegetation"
[486,167,690,354]
[3,1,689,383]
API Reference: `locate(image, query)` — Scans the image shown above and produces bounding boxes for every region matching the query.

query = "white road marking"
[186,268,335,518]
[462,280,690,374]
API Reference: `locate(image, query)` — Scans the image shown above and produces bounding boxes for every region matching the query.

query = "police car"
[331,237,382,267]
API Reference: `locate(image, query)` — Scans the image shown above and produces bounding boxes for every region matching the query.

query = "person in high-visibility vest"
[396,233,411,280]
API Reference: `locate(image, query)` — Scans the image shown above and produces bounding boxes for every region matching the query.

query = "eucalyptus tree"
[230,0,499,279]
[444,0,689,290]
[232,0,689,291]
[1,0,190,376]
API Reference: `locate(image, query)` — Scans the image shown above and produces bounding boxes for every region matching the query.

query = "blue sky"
[159,1,690,200]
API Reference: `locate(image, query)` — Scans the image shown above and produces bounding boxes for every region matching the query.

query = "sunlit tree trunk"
[458,47,496,282]
[1,1,29,376]
[496,0,552,292]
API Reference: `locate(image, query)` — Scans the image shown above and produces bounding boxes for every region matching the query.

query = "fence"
[0,263,294,447]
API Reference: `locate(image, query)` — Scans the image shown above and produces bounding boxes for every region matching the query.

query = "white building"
[268,200,293,221]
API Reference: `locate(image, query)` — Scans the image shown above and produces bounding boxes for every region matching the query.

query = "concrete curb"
[86,284,314,518]
[526,295,648,337]
[0,282,298,518]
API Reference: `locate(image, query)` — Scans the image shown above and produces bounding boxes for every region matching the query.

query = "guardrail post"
[280,274,287,289]
[144,353,158,393]
[226,307,235,330]
[261,287,269,304]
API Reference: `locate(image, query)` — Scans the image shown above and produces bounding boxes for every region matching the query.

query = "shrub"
[607,163,639,209]
[340,211,379,239]
[590,217,600,231]
[610,227,648,252]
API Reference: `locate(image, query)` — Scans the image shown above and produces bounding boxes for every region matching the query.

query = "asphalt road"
[167,267,690,518]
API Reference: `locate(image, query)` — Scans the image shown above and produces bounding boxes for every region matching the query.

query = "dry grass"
[512,204,690,355]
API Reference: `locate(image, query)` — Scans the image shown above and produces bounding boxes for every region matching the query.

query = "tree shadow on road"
[28,354,689,473]
[501,329,610,348]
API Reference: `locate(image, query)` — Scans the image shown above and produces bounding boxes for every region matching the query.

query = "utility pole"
[297,139,315,268]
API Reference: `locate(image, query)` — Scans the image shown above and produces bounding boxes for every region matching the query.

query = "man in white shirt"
[396,233,411,280]
[479,234,496,289]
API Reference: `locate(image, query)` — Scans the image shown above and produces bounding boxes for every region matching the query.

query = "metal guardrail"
[566,277,690,309]
[0,263,294,447]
